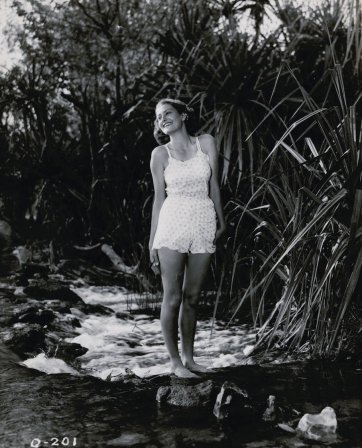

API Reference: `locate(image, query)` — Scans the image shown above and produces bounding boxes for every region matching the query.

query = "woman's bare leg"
[158,247,199,378]
[179,252,213,372]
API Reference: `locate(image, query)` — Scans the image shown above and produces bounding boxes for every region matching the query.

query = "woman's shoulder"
[150,145,168,167]
[197,134,217,155]
[198,133,215,143]
[151,144,168,157]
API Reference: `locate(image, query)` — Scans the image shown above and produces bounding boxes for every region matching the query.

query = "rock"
[83,303,113,315]
[18,263,50,277]
[156,380,216,407]
[213,381,254,420]
[12,245,32,265]
[111,368,144,385]
[49,341,88,363]
[0,219,12,245]
[23,284,84,304]
[9,307,56,326]
[277,423,296,434]
[296,406,337,442]
[3,324,46,357]
[23,283,112,315]
[115,311,134,320]
[70,317,81,328]
[262,395,277,421]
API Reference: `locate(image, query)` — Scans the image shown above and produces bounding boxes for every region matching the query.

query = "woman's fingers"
[149,249,161,275]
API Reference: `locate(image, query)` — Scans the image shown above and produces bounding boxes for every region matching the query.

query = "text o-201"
[31,437,77,447]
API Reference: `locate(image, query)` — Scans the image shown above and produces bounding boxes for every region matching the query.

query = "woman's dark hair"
[153,98,198,145]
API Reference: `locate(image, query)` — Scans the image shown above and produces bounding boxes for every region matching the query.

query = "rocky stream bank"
[0,264,362,447]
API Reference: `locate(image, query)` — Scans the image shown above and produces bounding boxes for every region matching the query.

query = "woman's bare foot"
[171,365,200,378]
[183,361,213,374]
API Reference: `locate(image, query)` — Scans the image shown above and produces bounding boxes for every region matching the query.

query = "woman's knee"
[163,289,182,309]
[182,290,200,308]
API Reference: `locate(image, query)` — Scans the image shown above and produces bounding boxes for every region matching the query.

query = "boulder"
[3,324,46,357]
[23,283,112,315]
[296,406,337,442]
[156,380,216,407]
[213,381,254,421]
[23,284,84,304]
[49,341,88,363]
[9,307,56,326]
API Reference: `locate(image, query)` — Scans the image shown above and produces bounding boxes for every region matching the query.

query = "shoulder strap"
[196,136,202,153]
[165,143,172,158]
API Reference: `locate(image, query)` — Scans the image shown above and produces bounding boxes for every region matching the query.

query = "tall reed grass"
[225,62,361,356]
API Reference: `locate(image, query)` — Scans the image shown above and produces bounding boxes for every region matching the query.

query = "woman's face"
[155,103,185,135]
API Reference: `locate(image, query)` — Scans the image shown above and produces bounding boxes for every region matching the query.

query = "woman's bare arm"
[201,134,226,239]
[149,147,167,251]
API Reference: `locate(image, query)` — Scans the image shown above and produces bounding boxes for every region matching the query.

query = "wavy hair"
[153,98,198,145]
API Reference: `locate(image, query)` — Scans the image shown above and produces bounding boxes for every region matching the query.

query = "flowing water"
[23,285,257,379]
[1,280,362,447]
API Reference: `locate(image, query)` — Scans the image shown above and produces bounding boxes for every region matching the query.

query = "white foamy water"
[23,353,80,375]
[64,286,257,380]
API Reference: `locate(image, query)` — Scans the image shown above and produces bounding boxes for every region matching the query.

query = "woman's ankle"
[170,358,184,370]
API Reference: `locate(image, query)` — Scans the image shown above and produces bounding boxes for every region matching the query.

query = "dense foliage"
[1,0,361,356]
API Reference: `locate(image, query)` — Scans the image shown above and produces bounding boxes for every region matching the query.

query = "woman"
[149,98,226,378]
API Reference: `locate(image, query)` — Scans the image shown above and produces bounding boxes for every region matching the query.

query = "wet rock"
[262,395,277,421]
[14,273,30,286]
[115,311,134,320]
[70,317,81,328]
[83,303,113,315]
[23,283,112,315]
[9,306,56,326]
[48,341,88,363]
[296,406,337,442]
[12,245,32,265]
[157,380,216,407]
[23,283,84,304]
[110,368,144,385]
[0,219,20,274]
[3,324,46,357]
[213,381,254,420]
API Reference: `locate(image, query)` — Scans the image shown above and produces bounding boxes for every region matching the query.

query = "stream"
[1,275,362,447]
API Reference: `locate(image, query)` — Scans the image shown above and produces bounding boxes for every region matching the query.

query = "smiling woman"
[148,98,226,379]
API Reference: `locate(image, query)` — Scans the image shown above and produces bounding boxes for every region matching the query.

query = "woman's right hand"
[149,248,161,275]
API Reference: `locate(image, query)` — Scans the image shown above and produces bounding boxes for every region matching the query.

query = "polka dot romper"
[152,136,217,254]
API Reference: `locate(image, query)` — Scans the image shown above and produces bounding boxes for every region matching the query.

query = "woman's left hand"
[214,223,226,242]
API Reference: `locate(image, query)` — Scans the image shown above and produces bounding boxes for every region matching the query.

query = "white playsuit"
[152,136,217,254]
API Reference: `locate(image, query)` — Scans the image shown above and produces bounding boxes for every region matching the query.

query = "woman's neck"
[168,129,193,151]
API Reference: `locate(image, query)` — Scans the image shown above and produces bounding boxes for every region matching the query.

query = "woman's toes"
[184,362,212,373]
[171,365,200,378]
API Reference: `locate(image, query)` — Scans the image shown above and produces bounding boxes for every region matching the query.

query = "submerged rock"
[213,381,254,421]
[296,406,337,442]
[156,380,216,407]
